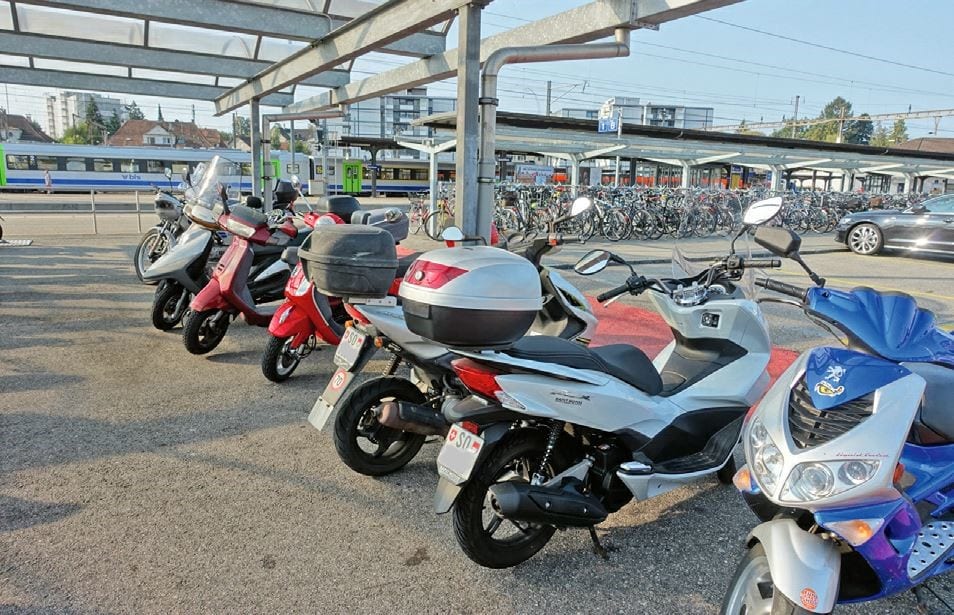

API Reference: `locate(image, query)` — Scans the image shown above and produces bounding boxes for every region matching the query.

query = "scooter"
[721,227,954,615]
[423,198,785,568]
[182,181,308,355]
[307,198,599,477]
[135,168,189,283]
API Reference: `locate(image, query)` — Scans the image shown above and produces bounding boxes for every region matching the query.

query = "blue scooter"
[722,226,954,614]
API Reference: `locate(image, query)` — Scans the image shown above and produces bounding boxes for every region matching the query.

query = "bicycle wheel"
[424,209,453,240]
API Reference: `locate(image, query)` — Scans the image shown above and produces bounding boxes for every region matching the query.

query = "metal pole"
[613,108,622,186]
[90,189,97,234]
[370,148,378,198]
[290,119,296,176]
[545,80,552,116]
[428,144,439,215]
[455,2,482,237]
[262,116,273,208]
[135,191,142,233]
[321,119,329,196]
[250,98,262,198]
[791,95,800,138]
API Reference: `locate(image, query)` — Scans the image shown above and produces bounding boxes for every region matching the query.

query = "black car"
[835,194,954,256]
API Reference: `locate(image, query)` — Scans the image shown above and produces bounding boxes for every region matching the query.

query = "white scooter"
[429,198,786,568]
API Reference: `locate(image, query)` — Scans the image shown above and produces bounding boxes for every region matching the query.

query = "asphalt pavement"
[1,233,953,614]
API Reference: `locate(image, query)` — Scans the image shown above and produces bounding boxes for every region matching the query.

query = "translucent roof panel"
[16,4,144,45]
[329,0,387,19]
[133,68,216,86]
[239,0,326,12]
[258,37,308,63]
[218,77,244,88]
[239,0,386,18]
[34,58,129,77]
[149,23,257,58]
[0,1,12,30]
[0,53,30,67]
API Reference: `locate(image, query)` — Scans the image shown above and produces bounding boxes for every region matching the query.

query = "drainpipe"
[476,28,631,241]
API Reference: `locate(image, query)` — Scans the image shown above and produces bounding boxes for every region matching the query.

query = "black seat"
[908,363,954,442]
[504,336,663,395]
[396,252,422,278]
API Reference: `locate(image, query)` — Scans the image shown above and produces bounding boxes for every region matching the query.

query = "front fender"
[433,421,515,514]
[190,278,229,312]
[749,519,840,613]
[268,303,313,346]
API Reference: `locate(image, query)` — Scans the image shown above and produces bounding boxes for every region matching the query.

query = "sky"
[4,0,954,138]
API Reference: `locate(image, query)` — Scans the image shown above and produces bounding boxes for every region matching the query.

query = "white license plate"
[436,424,485,485]
[333,328,368,371]
[309,368,354,431]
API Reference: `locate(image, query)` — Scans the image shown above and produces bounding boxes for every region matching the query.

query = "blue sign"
[368,164,381,171]
[598,117,619,133]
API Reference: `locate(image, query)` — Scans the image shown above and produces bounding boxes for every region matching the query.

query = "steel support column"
[770,164,785,192]
[455,3,482,237]
[681,161,692,189]
[262,116,273,207]
[903,173,916,194]
[250,99,262,198]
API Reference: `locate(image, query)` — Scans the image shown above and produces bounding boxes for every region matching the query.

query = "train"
[0,142,454,195]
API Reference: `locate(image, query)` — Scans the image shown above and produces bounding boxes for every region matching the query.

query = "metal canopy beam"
[34,0,335,40]
[215,0,467,114]
[0,66,293,105]
[283,0,743,116]
[0,32,350,89]
[327,17,447,57]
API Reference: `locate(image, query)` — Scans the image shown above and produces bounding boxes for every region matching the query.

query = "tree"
[294,140,310,154]
[734,120,763,136]
[888,119,909,145]
[234,116,251,137]
[270,125,285,150]
[157,104,164,122]
[106,110,122,135]
[843,113,873,145]
[870,121,890,147]
[60,123,90,144]
[126,101,145,120]
[85,100,104,128]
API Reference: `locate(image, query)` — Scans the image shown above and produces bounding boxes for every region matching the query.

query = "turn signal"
[825,519,883,546]
[345,320,353,329]
[732,466,753,492]
[373,337,384,349]
[893,463,906,484]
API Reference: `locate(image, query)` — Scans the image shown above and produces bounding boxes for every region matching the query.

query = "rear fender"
[749,519,841,613]
[433,421,522,514]
[190,278,230,312]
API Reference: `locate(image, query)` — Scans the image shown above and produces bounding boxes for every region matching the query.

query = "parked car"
[835,193,954,255]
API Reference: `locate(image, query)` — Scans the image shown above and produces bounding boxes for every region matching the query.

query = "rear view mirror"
[754,226,801,258]
[571,197,593,216]
[441,226,465,242]
[164,168,173,180]
[290,175,302,191]
[574,249,611,275]
[743,197,783,226]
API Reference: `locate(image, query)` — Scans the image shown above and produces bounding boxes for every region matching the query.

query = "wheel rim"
[353,397,415,460]
[197,313,227,349]
[274,338,301,376]
[479,454,552,548]
[724,551,775,615]
[161,288,185,324]
[849,226,878,254]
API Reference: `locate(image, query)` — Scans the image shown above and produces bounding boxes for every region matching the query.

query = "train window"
[65,158,86,172]
[36,156,58,171]
[6,155,31,170]
[412,169,429,180]
[378,168,394,180]
[362,167,371,180]
[144,160,165,173]
[171,162,190,175]
[120,160,139,173]
[240,163,253,177]
[92,159,114,172]
[398,168,412,180]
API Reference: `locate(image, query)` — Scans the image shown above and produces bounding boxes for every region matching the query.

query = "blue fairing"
[804,347,911,410]
[806,286,954,366]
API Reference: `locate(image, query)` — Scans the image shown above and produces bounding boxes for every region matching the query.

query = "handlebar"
[755,277,807,300]
[596,275,648,303]
[742,257,782,269]
[597,283,631,303]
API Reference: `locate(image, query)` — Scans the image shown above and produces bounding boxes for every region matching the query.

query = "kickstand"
[913,586,935,615]
[588,527,609,560]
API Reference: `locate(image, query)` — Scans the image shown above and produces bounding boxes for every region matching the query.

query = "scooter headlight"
[748,418,783,495]
[779,459,880,503]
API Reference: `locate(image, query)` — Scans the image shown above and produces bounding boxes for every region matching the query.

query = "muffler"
[488,479,608,527]
[375,401,449,436]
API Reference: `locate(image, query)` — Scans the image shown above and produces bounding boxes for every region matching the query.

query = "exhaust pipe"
[489,479,608,528]
[375,401,449,437]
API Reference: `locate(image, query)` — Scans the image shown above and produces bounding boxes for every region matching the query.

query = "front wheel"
[182,308,230,355]
[332,376,428,476]
[452,431,568,569]
[261,334,302,383]
[135,227,171,284]
[722,543,824,615]
[847,223,883,256]
[151,282,188,331]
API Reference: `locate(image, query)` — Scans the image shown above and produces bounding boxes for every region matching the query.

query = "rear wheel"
[182,308,230,355]
[151,282,187,331]
[333,376,428,476]
[261,334,302,382]
[847,223,883,255]
[722,542,823,615]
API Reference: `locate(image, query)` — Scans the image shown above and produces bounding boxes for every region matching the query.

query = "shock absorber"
[383,353,401,376]
[532,421,565,485]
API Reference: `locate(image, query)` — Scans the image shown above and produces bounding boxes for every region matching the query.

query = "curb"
[552,246,846,269]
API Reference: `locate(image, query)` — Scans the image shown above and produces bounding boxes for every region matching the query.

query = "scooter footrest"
[909,520,954,579]
[652,416,743,475]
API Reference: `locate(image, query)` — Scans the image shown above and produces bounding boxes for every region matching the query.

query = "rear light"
[403,260,467,289]
[460,421,480,435]
[452,358,503,400]
[344,303,370,324]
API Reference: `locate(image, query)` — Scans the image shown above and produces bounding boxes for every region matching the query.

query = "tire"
[452,431,570,569]
[182,308,230,355]
[151,281,187,331]
[716,455,737,485]
[424,210,453,240]
[261,334,302,383]
[332,376,428,476]
[847,223,883,256]
[722,543,824,615]
[135,228,171,284]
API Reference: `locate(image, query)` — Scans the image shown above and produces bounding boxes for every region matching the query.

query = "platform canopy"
[0,0,449,106]
[418,111,954,180]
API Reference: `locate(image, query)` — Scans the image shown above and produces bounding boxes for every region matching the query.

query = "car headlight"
[748,418,783,496]
[779,459,880,503]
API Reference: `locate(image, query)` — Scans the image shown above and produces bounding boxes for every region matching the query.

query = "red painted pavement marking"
[588,298,799,381]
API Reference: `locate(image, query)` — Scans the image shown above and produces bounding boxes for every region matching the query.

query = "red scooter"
[182,181,307,355]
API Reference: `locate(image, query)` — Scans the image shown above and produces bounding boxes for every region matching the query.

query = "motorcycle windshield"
[806,286,954,366]
[189,156,238,208]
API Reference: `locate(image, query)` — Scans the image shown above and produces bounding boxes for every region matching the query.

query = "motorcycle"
[721,226,954,614]
[419,197,785,568]
[135,168,189,283]
[181,177,309,355]
[260,206,411,382]
[304,198,597,476]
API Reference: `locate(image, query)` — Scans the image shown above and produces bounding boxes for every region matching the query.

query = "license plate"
[309,368,355,431]
[334,328,368,371]
[436,424,485,485]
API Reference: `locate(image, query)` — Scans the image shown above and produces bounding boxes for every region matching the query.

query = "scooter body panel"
[143,225,212,293]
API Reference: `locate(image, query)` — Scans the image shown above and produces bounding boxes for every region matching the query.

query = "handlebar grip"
[755,277,807,300]
[597,283,631,303]
[745,258,782,268]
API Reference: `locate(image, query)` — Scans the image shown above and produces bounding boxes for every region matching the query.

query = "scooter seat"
[504,336,663,395]
[907,363,954,442]
[396,252,422,278]
[251,243,284,256]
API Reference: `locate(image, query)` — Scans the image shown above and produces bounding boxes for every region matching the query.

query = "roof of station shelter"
[417,111,954,179]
